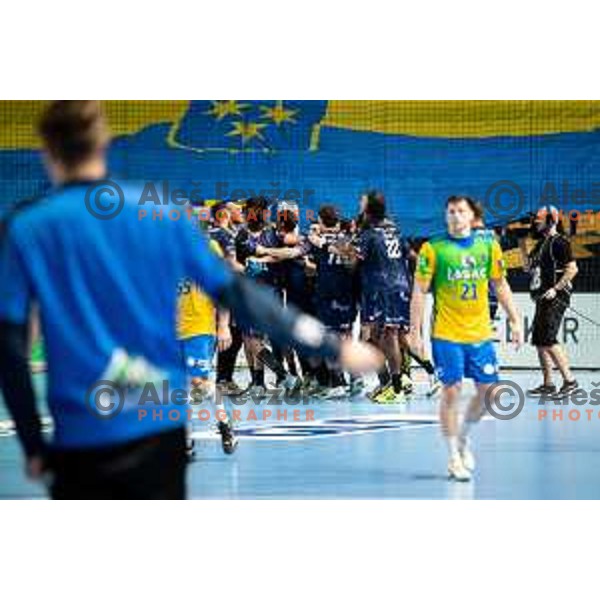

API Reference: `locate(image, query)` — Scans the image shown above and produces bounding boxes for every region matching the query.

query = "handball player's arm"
[255,245,301,260]
[216,308,232,352]
[0,230,46,465]
[492,277,522,347]
[490,241,522,347]
[185,232,382,373]
[0,319,45,458]
[220,243,245,273]
[409,280,429,358]
[227,256,246,273]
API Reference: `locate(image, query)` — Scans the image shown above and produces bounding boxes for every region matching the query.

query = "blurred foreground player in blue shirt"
[0,101,382,499]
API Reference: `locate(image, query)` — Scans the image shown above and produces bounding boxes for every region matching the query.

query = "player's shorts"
[316,297,357,332]
[179,335,216,378]
[431,338,499,386]
[531,291,569,347]
[361,288,410,329]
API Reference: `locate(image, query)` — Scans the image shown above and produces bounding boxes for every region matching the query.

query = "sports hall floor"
[1,370,599,499]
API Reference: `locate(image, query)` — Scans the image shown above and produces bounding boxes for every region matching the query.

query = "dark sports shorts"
[48,427,187,499]
[531,291,570,347]
[316,297,357,332]
[361,288,410,329]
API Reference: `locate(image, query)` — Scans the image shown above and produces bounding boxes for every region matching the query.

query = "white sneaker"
[189,381,214,404]
[459,441,476,473]
[448,453,471,482]
[401,373,414,394]
[244,385,267,399]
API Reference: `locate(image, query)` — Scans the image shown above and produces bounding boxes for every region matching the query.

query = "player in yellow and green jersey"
[177,234,237,455]
[410,196,522,482]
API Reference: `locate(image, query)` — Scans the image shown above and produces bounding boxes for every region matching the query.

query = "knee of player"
[442,382,462,400]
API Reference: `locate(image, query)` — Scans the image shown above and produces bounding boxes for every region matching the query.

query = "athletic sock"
[421,359,435,376]
[460,419,475,445]
[316,362,330,387]
[257,348,287,383]
[299,356,313,379]
[447,436,460,457]
[286,354,299,377]
[458,419,479,448]
[377,367,391,387]
[251,368,265,387]
[391,373,403,394]
[407,349,436,375]
[331,370,346,388]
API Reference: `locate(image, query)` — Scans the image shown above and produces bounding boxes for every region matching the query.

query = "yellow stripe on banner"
[4,100,600,149]
[323,101,600,138]
[0,101,190,149]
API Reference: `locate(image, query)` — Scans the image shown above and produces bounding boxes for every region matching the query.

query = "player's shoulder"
[0,191,51,240]
[371,218,398,234]
[358,222,381,241]
[424,235,448,251]
[551,233,573,258]
[553,233,571,247]
[207,225,223,238]
[382,217,399,230]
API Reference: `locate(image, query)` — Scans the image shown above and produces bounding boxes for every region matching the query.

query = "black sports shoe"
[186,437,196,462]
[527,383,557,396]
[218,421,239,455]
[552,380,580,398]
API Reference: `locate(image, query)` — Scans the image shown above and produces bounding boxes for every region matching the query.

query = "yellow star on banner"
[260,102,297,126]
[205,100,248,121]
[227,121,267,144]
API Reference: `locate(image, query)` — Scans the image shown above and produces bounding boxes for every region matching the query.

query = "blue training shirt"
[0,180,233,449]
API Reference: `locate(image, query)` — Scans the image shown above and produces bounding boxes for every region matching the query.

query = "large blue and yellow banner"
[2,100,600,236]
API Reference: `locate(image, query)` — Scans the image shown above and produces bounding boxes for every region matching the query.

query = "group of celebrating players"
[178,190,506,470]
[180,184,569,484]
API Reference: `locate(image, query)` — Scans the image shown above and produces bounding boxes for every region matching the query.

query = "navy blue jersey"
[234,224,251,265]
[358,220,411,294]
[311,231,356,302]
[282,235,313,311]
[208,225,236,258]
[236,224,283,287]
